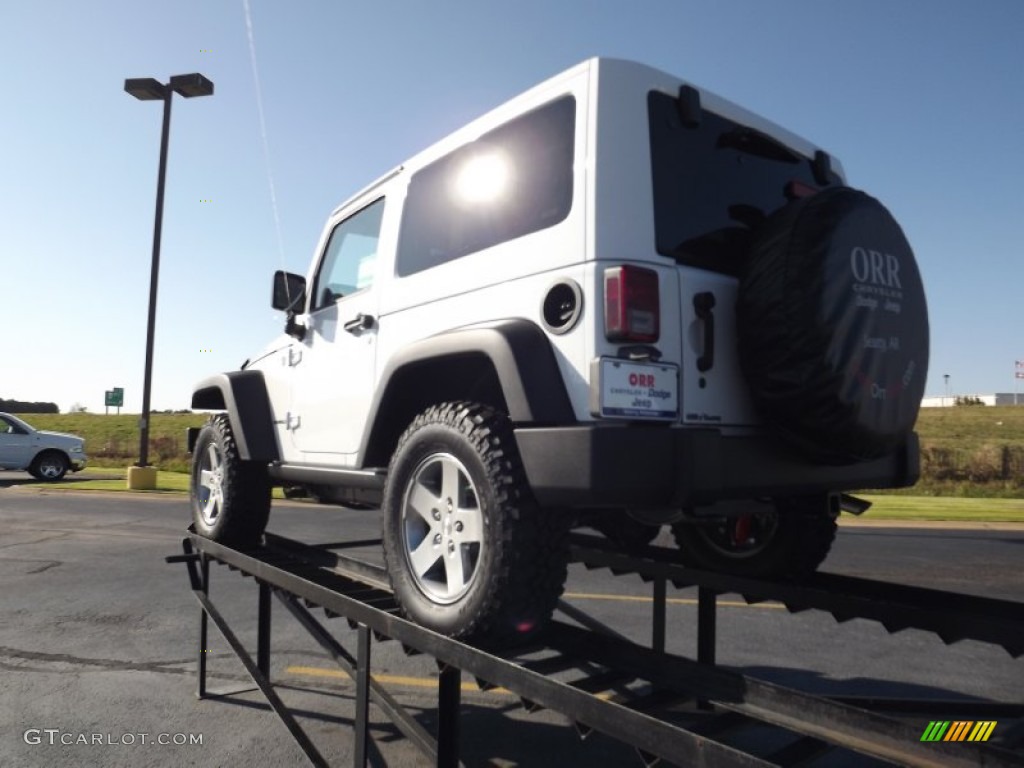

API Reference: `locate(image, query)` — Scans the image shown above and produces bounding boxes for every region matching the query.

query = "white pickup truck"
[0,413,87,480]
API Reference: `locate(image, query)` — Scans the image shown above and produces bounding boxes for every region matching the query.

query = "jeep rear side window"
[648,90,841,276]
[396,95,575,276]
[313,198,385,310]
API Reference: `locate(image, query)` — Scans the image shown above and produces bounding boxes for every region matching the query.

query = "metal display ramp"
[168,530,1024,767]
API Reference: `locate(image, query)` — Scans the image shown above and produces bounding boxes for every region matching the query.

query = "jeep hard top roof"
[330,58,842,218]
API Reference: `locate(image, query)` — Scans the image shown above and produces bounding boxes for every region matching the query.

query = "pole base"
[127,465,158,490]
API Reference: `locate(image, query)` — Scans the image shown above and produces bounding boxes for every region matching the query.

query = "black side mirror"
[273,271,308,340]
[272,270,306,312]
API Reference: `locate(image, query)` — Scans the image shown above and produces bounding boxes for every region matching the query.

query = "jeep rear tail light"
[604,265,660,342]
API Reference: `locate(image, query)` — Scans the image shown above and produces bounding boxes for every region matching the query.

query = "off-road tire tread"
[191,414,271,547]
[382,401,568,644]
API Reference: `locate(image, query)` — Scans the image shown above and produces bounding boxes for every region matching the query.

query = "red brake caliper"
[732,514,753,547]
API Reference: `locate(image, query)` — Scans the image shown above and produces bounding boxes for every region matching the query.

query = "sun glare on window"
[453,150,510,205]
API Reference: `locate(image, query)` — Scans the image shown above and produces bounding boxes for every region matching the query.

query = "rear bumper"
[514,425,919,508]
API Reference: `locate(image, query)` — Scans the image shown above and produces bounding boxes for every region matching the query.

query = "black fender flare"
[358,319,575,466]
[191,370,280,462]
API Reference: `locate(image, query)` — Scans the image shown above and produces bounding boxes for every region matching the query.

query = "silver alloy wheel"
[37,456,66,479]
[400,452,483,604]
[197,442,226,527]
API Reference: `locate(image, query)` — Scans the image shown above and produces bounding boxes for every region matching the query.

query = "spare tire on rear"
[737,187,929,463]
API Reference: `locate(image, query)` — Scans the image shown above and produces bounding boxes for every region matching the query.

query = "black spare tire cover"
[737,187,929,463]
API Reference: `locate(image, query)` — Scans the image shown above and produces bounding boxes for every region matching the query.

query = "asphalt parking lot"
[1,486,1021,766]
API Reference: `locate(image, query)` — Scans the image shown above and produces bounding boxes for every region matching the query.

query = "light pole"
[944,373,950,407]
[124,74,213,487]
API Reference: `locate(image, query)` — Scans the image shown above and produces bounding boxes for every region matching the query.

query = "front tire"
[30,452,68,481]
[382,402,568,644]
[671,496,837,579]
[190,414,271,547]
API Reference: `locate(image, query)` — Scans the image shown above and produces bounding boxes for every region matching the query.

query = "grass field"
[858,494,1024,522]
[14,412,205,473]
[12,405,1024,499]
[913,403,1024,443]
[906,404,1024,497]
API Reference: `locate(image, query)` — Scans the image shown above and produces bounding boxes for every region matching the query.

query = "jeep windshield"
[648,90,841,276]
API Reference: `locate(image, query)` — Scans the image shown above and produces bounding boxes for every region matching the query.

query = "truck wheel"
[30,451,69,481]
[671,496,836,579]
[190,414,271,547]
[382,402,568,644]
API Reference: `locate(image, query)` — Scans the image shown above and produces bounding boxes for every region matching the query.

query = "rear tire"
[382,402,568,644]
[671,496,837,579]
[190,414,271,547]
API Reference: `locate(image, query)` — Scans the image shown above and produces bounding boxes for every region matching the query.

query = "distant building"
[920,393,1022,407]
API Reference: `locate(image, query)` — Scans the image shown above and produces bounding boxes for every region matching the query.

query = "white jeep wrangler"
[189,58,928,643]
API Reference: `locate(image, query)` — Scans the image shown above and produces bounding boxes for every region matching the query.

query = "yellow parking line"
[563,592,785,609]
[287,666,617,699]
[287,666,515,695]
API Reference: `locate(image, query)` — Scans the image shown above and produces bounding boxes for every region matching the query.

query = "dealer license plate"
[596,358,678,420]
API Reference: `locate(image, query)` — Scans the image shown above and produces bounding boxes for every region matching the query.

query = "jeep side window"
[396,95,575,276]
[312,198,385,310]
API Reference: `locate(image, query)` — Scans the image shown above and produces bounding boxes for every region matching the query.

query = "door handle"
[693,292,716,373]
[343,313,375,333]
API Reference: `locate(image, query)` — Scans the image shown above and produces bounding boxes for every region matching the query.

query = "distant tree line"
[0,398,59,413]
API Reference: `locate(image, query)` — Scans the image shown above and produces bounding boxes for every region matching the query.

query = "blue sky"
[1,0,1021,413]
